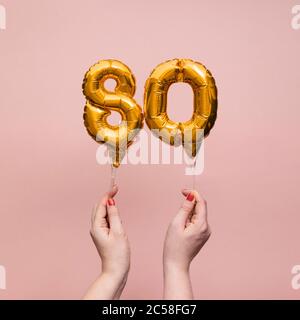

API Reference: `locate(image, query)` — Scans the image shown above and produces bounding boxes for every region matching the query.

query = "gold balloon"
[144,58,218,158]
[82,60,144,167]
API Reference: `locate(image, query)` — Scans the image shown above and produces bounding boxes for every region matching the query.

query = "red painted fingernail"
[107,198,115,206]
[186,193,194,201]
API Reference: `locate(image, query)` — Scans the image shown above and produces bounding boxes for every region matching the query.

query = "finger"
[106,198,123,233]
[173,192,196,228]
[93,201,109,231]
[94,184,118,222]
[93,185,119,232]
[91,204,98,225]
[108,184,118,199]
[195,198,207,222]
[182,189,207,223]
[182,189,201,200]
[100,184,119,206]
[182,189,207,212]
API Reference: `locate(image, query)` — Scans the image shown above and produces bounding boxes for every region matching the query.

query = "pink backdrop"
[0,0,300,299]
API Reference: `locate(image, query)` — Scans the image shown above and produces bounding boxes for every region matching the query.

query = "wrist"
[101,267,129,283]
[163,260,190,274]
[101,258,130,277]
[85,270,128,300]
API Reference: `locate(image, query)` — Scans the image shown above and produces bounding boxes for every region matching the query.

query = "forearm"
[114,274,128,299]
[83,272,128,300]
[163,263,193,300]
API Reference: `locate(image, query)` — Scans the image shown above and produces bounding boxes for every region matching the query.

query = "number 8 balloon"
[82,60,144,168]
[144,59,218,158]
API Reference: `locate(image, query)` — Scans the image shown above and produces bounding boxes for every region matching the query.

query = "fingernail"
[107,198,115,206]
[186,193,194,202]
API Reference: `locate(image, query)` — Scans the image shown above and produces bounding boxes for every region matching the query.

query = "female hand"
[84,185,130,300]
[90,185,130,277]
[163,189,211,299]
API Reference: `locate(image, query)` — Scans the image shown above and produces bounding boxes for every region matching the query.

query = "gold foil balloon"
[82,60,143,167]
[144,58,218,158]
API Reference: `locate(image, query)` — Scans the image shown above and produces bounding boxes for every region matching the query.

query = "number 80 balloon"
[82,58,217,166]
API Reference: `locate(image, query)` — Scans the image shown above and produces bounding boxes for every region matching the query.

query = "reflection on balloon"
[144,58,218,158]
[82,59,144,167]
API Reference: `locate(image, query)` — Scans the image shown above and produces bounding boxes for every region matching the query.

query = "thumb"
[106,198,123,233]
[173,192,195,228]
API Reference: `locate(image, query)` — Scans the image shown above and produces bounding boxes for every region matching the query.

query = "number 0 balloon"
[144,59,218,158]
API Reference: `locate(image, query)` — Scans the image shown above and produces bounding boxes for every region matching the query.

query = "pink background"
[0,0,300,299]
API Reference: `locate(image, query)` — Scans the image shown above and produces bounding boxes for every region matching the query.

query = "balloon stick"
[110,165,117,190]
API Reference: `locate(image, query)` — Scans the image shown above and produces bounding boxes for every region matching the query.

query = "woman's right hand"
[163,189,211,300]
[163,189,211,271]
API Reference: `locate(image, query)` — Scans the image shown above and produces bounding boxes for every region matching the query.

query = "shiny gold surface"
[83,60,143,167]
[144,58,218,158]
